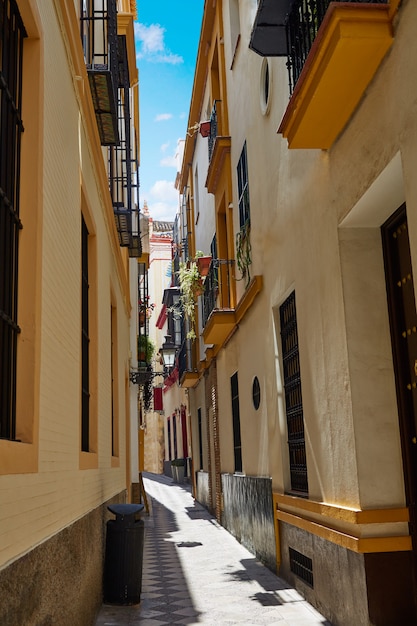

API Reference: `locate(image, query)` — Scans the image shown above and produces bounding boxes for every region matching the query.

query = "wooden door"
[382,204,417,553]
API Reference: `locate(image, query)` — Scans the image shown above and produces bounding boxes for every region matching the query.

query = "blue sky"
[134,2,204,222]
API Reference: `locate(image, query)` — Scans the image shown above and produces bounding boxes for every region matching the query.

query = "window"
[231,372,242,473]
[260,58,271,116]
[110,302,119,458]
[237,142,250,229]
[80,201,98,468]
[197,407,203,469]
[81,216,90,452]
[0,0,26,440]
[279,291,308,494]
[194,167,200,223]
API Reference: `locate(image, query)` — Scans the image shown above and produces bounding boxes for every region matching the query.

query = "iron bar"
[286,0,389,93]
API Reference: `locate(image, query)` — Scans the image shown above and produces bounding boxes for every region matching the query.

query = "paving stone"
[95,473,332,626]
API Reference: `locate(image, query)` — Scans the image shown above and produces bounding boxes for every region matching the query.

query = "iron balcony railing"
[202,259,234,328]
[286,0,389,94]
[80,0,119,145]
[178,338,195,381]
[208,100,219,162]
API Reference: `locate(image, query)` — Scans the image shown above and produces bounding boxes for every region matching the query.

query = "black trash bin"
[103,503,145,605]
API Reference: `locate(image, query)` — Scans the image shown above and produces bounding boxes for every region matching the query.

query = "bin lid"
[107,503,144,522]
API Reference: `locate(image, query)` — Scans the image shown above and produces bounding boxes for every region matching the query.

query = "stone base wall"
[279,521,416,626]
[221,474,276,572]
[0,492,125,626]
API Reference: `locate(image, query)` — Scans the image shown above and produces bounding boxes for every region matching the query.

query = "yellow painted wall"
[0,0,133,571]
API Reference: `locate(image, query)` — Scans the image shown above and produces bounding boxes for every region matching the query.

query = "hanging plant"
[143,376,153,412]
[177,251,206,340]
[236,221,252,288]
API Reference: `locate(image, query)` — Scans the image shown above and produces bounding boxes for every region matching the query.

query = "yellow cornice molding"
[389,0,401,20]
[180,3,217,191]
[205,136,231,194]
[277,509,411,554]
[235,275,263,324]
[273,493,411,554]
[274,492,409,525]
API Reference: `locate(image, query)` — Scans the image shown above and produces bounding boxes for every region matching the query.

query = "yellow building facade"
[0,1,140,623]
[180,0,417,623]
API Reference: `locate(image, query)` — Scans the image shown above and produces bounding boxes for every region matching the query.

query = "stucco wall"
[0,0,131,577]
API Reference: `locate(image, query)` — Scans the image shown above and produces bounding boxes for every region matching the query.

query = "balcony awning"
[87,67,119,146]
[249,0,292,57]
[162,286,180,307]
[114,205,132,246]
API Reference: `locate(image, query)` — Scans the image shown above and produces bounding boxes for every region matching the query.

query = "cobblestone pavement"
[95,473,332,626]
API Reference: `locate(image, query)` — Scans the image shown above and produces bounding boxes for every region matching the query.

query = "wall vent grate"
[289,547,314,587]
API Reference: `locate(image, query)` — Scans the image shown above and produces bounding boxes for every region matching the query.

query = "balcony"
[278,1,394,149]
[178,339,199,388]
[205,101,231,194]
[202,259,236,346]
[249,0,292,56]
[81,0,119,146]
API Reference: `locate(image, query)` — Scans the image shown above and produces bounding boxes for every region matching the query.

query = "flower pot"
[197,256,211,277]
[199,120,211,137]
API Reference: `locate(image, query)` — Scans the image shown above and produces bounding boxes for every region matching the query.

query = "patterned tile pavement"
[95,473,332,626]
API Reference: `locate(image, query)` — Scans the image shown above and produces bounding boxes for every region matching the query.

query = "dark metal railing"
[108,35,141,255]
[178,338,195,380]
[286,0,389,94]
[208,100,219,162]
[279,291,308,494]
[80,0,119,144]
[202,259,234,328]
[0,0,26,440]
[80,0,118,72]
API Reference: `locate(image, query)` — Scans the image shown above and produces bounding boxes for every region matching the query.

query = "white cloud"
[160,142,170,153]
[135,23,183,65]
[160,155,177,168]
[150,180,178,202]
[155,113,173,122]
[143,180,179,222]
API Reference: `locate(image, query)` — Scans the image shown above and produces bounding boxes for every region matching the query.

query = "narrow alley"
[95,473,332,626]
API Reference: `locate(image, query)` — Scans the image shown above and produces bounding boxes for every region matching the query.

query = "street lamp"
[159,335,176,371]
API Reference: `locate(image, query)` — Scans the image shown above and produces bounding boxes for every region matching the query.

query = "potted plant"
[177,251,206,340]
[236,221,252,288]
[171,458,186,483]
[197,254,212,277]
[137,334,155,364]
[139,297,155,326]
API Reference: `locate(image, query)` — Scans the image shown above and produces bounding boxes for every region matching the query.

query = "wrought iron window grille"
[108,35,141,256]
[0,0,26,440]
[279,291,309,494]
[208,100,221,162]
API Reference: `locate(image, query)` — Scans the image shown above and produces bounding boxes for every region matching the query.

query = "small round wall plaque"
[252,376,261,410]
